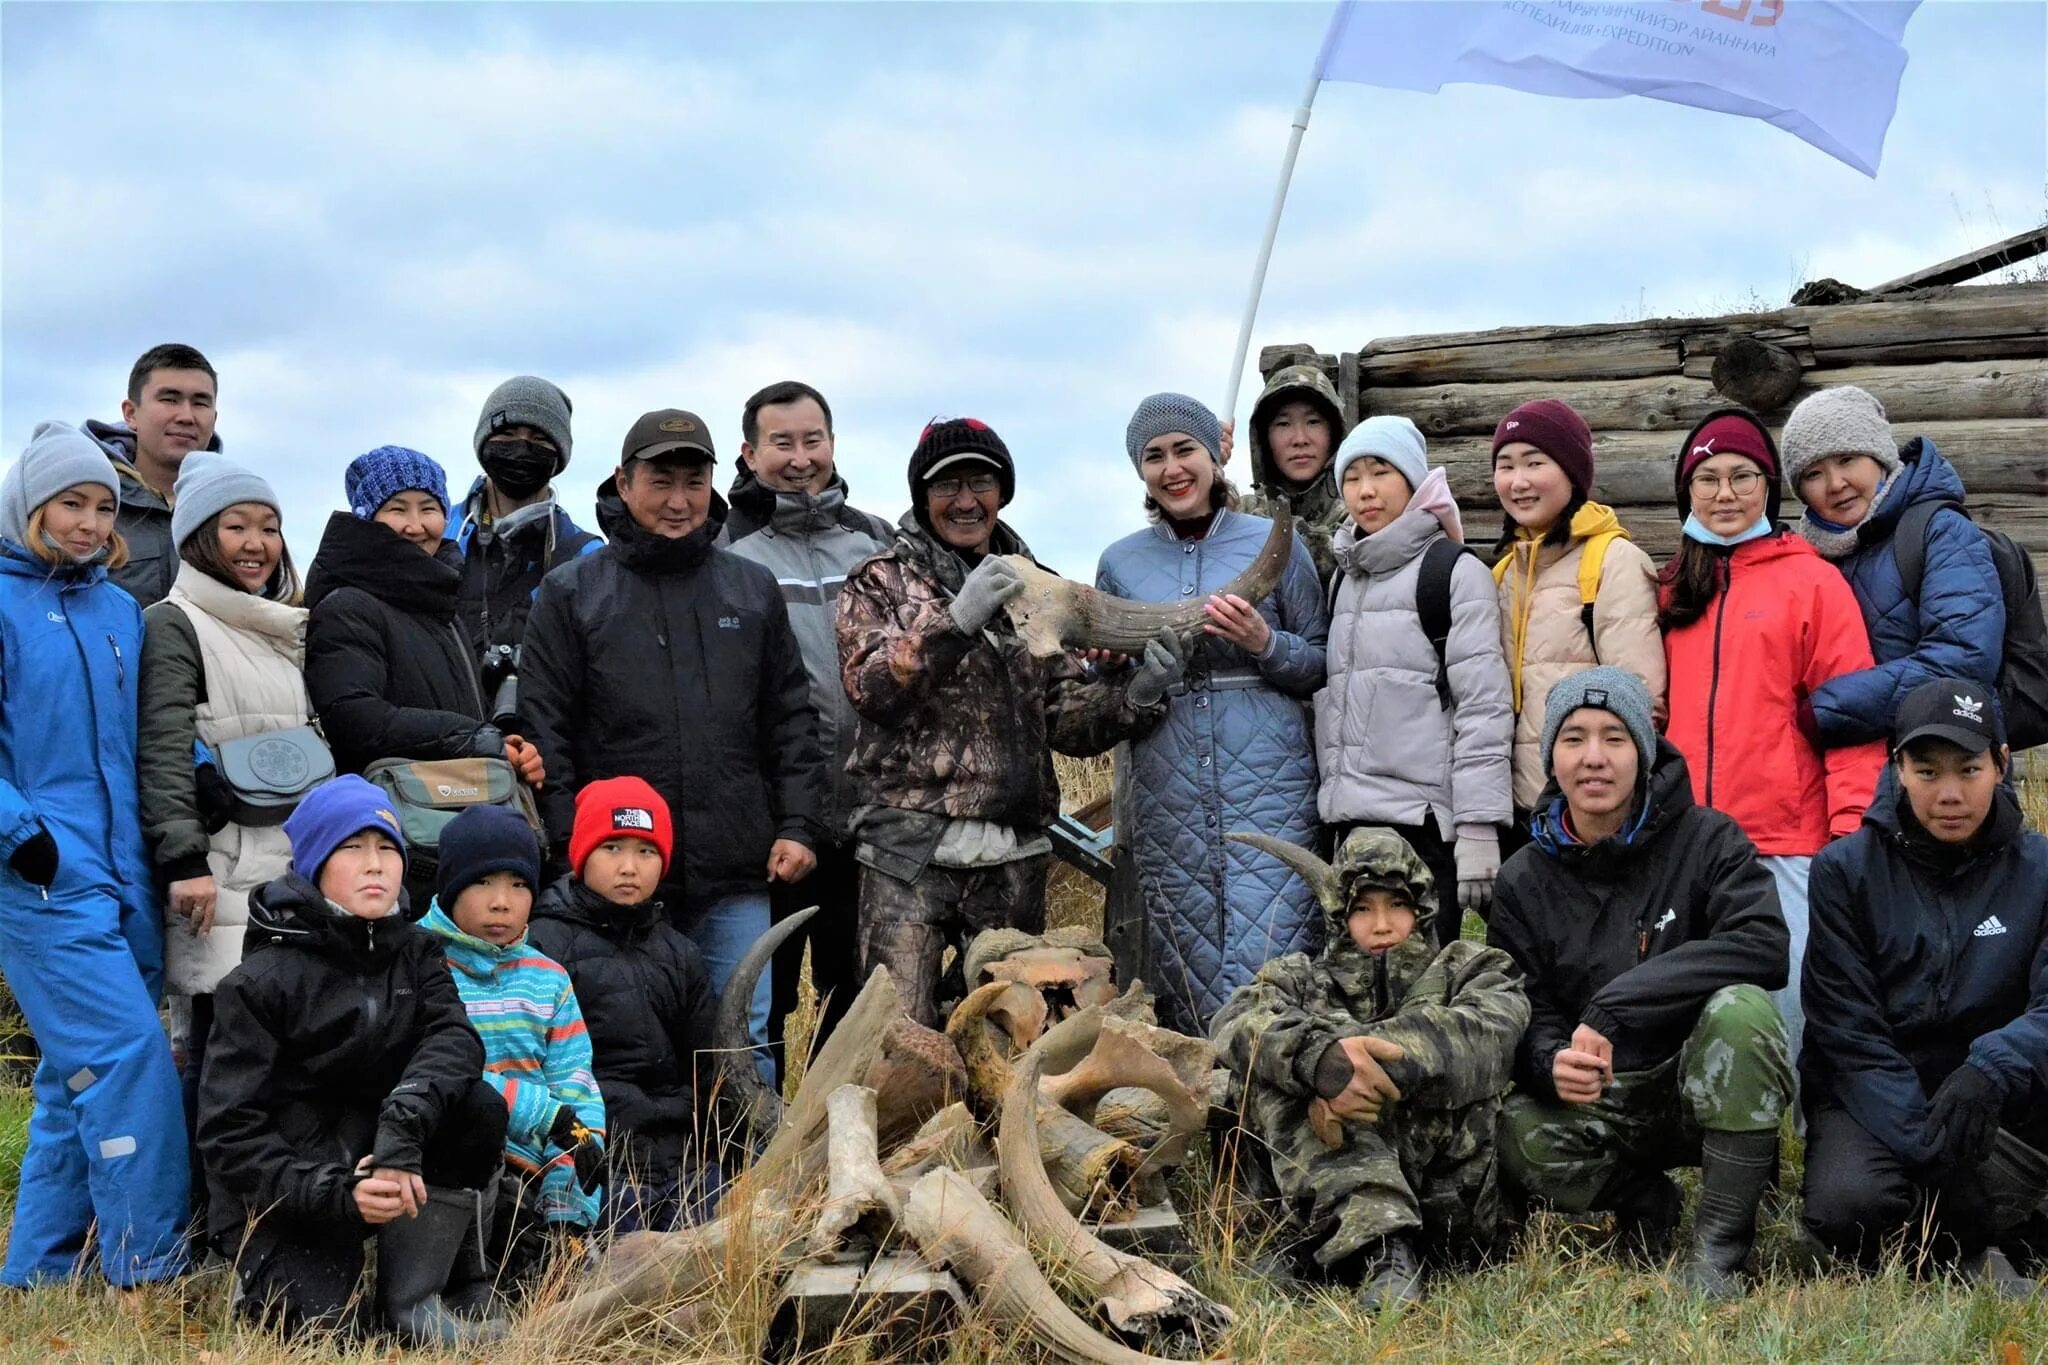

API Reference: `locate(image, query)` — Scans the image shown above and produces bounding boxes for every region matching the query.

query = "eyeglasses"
[927,473,999,500]
[1688,469,1763,497]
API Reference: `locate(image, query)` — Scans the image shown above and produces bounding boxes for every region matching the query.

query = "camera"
[482,643,521,728]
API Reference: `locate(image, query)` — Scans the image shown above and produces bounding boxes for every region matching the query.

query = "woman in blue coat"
[0,422,187,1287]
[1096,394,1328,1034]
[1785,386,2005,746]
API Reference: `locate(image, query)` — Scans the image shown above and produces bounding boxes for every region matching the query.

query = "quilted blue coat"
[1096,509,1327,1033]
[1808,439,2005,747]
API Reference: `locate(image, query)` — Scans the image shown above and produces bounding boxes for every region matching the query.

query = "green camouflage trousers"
[1500,984,1791,1214]
[1246,1087,1506,1268]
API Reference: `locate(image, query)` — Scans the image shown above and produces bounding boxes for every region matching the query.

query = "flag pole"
[1221,71,1324,424]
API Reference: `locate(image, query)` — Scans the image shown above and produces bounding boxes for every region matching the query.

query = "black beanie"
[907,418,1016,515]
[435,805,541,908]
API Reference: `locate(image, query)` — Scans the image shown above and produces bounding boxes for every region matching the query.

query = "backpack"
[1892,499,2048,750]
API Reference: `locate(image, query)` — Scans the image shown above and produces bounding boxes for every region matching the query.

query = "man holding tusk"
[836,417,1184,1028]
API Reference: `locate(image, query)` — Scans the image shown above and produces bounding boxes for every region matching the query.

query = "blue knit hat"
[1124,393,1222,469]
[284,775,407,883]
[1541,666,1658,779]
[345,446,449,521]
[434,805,541,908]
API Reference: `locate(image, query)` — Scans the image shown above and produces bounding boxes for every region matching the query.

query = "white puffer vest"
[161,565,310,995]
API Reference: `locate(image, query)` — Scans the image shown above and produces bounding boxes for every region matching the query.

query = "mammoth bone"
[999,503,1295,658]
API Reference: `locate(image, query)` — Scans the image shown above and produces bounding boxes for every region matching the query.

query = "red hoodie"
[1661,532,1885,856]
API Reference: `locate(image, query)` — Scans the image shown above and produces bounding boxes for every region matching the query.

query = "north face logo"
[1974,915,2007,938]
[613,807,655,832]
[1953,694,1985,723]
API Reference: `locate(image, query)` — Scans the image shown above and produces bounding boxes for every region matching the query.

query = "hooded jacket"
[83,418,223,608]
[303,511,491,775]
[518,479,824,914]
[1660,531,1886,855]
[419,902,605,1225]
[1488,739,1789,1097]
[451,476,602,669]
[718,468,892,838]
[836,514,1164,882]
[1211,828,1528,1115]
[525,877,719,1182]
[1801,775,2048,1168]
[1493,502,1666,813]
[196,873,484,1238]
[1317,469,1514,834]
[1240,365,1350,585]
[1805,440,2006,746]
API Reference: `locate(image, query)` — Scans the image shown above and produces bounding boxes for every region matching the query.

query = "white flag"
[1315,0,1920,176]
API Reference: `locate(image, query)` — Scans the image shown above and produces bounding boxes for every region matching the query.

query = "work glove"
[1926,1063,2003,1166]
[1125,630,1187,709]
[548,1105,605,1194]
[948,557,1025,635]
[8,829,58,889]
[1454,829,1500,917]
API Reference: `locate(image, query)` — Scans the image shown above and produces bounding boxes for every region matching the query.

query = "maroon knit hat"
[1673,408,1784,522]
[1492,400,1594,498]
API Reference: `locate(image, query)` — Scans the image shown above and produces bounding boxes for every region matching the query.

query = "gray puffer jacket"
[1316,470,1512,835]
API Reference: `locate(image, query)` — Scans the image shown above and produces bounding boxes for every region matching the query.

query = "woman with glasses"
[1658,409,1886,1065]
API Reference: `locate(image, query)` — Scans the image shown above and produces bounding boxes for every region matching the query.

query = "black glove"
[194,759,235,834]
[8,830,58,888]
[466,724,508,761]
[1926,1064,2002,1165]
[548,1105,605,1194]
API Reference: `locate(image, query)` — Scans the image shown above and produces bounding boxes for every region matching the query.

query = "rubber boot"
[1601,1165,1681,1263]
[377,1186,509,1346]
[1678,1131,1777,1300]
[1958,1245,2040,1299]
[439,1182,505,1321]
[1354,1233,1425,1312]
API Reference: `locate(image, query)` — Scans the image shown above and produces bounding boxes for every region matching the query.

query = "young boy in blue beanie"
[197,775,510,1346]
[420,805,605,1288]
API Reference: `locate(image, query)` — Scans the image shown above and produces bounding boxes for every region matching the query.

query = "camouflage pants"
[857,856,1048,1028]
[1500,984,1791,1213]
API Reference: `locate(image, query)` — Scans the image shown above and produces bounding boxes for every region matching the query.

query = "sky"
[2,0,2042,575]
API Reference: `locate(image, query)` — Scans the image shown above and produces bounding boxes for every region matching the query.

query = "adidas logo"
[1974,915,2008,938]
[1953,694,1985,723]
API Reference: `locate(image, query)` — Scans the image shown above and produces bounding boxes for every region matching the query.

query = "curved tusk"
[712,904,821,1136]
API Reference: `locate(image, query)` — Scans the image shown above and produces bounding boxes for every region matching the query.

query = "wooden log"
[1711,339,1805,411]
[1365,359,2048,437]
[1871,227,2048,295]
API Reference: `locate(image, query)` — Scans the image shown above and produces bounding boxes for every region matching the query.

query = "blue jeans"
[1761,854,1811,1078]
[683,891,773,1083]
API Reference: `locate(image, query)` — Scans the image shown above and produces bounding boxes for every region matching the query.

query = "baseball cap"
[1891,677,2005,757]
[622,409,716,465]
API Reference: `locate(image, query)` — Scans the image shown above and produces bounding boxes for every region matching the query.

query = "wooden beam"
[1870,227,2048,296]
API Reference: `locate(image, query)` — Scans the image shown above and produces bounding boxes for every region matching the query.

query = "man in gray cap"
[454,376,601,688]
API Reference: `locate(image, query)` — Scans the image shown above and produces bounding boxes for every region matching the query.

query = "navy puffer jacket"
[1808,439,2004,746]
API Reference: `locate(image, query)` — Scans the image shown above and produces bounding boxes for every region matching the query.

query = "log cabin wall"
[1259,280,2048,572]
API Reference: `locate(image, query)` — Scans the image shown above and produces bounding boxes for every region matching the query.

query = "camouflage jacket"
[837,514,1164,874]
[1242,363,1354,587]
[1212,829,1529,1113]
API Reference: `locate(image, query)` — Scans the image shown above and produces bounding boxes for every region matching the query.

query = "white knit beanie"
[1333,415,1428,491]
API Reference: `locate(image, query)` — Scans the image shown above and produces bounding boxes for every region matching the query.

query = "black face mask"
[480,438,559,500]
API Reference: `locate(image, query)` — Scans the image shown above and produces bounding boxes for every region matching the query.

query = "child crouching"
[197,776,508,1345]
[421,805,605,1289]
[1211,827,1529,1309]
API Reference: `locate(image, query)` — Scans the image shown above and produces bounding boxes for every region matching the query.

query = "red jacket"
[1661,533,1885,857]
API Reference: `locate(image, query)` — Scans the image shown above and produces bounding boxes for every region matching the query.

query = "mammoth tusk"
[712,904,822,1136]
[1000,503,1295,658]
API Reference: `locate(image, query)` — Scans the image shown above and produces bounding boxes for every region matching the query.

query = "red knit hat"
[1679,412,1779,484]
[571,777,673,877]
[1492,399,1595,499]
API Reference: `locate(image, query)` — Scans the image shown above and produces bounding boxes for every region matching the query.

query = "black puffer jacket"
[519,482,825,914]
[526,877,719,1179]
[196,873,484,1239]
[304,511,493,774]
[1488,740,1789,1096]
[1803,778,2048,1167]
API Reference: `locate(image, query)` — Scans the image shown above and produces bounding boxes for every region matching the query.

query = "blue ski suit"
[0,540,188,1285]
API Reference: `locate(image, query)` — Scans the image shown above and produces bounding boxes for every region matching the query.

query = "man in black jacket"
[520,408,825,1068]
[1801,679,2048,1294]
[1488,667,1792,1300]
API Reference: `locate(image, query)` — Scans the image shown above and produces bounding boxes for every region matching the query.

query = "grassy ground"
[0,757,2043,1361]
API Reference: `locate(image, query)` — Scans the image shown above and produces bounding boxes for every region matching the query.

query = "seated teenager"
[1212,827,1529,1310]
[420,805,605,1289]
[526,777,723,1232]
[1801,678,2048,1297]
[197,776,508,1345]
[1488,667,1792,1300]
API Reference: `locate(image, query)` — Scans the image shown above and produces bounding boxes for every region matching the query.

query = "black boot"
[377,1186,510,1346]
[439,1181,504,1319]
[1354,1234,1425,1312]
[1678,1131,1777,1299]
[1958,1245,2040,1300]
[1603,1166,1682,1263]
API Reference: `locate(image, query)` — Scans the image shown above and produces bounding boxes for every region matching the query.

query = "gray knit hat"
[1779,385,1900,490]
[1542,665,1657,778]
[1125,392,1221,469]
[171,451,279,549]
[1,421,121,549]
[474,375,573,469]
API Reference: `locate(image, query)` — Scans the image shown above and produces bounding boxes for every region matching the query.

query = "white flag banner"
[1315,0,1921,175]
